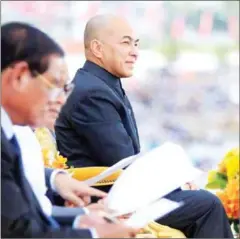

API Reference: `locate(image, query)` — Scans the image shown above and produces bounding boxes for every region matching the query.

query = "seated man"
[14,80,107,225]
[1,21,137,238]
[55,14,233,238]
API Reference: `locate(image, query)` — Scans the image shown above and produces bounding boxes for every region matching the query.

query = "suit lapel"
[1,128,16,161]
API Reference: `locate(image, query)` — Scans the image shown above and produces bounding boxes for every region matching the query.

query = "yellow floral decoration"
[206,147,239,236]
[35,127,68,169]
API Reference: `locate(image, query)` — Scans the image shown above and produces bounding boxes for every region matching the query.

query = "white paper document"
[105,142,203,215]
[126,198,183,228]
[84,154,140,186]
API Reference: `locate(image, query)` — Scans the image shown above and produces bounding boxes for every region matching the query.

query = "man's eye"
[122,41,130,45]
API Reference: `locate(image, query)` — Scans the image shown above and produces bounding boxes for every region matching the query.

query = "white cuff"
[73,216,99,238]
[73,215,83,228]
[83,207,90,215]
[89,228,99,238]
[72,208,88,228]
[50,169,68,192]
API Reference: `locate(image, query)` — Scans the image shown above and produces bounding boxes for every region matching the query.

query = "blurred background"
[2,1,239,171]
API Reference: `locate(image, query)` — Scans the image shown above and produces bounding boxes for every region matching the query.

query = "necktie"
[10,134,60,229]
[10,134,22,159]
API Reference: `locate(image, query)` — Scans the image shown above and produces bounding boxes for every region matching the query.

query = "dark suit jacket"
[1,129,92,238]
[55,60,140,167]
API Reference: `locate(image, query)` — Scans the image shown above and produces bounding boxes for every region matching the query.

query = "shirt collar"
[83,60,122,91]
[1,107,14,140]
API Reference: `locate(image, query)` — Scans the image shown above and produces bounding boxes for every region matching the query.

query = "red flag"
[144,2,165,37]
[171,17,185,39]
[228,16,239,40]
[199,11,213,36]
[8,1,34,14]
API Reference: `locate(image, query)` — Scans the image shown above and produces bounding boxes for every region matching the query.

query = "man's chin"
[28,120,41,129]
[29,115,46,129]
[121,71,133,78]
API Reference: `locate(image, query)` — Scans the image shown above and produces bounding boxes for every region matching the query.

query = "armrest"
[52,206,86,226]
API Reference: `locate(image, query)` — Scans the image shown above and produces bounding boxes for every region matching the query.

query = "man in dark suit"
[1,22,138,238]
[55,15,233,238]
[55,15,140,167]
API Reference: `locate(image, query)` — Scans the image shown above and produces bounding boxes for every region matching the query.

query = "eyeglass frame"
[32,70,75,101]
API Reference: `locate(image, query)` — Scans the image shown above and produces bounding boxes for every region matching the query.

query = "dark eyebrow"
[122,36,140,43]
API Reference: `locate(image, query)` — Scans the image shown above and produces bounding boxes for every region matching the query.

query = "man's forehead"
[108,27,138,42]
[47,56,69,83]
[105,18,137,39]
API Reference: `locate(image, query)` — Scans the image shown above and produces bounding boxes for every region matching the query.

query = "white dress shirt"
[14,125,53,216]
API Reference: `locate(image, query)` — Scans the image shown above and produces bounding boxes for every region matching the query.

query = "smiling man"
[55,14,141,167]
[55,14,233,238]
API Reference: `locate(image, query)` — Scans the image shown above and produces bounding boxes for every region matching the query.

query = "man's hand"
[54,173,107,207]
[78,213,139,238]
[86,203,108,213]
[182,182,199,190]
[86,202,120,217]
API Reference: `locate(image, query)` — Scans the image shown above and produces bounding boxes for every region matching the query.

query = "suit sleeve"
[71,91,135,166]
[1,156,93,238]
[52,206,86,226]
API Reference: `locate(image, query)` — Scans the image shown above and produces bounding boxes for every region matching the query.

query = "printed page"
[105,142,202,215]
[84,154,140,185]
[126,198,183,228]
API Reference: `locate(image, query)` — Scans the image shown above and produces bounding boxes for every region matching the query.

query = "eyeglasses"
[33,71,75,100]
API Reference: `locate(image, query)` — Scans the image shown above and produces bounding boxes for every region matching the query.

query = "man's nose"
[56,91,66,105]
[130,46,139,59]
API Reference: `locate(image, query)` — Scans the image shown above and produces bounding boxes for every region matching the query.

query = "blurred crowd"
[128,64,238,169]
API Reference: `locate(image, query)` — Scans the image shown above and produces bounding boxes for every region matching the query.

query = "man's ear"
[90,39,103,58]
[11,61,31,91]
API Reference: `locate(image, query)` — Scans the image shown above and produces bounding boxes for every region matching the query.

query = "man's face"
[42,82,74,130]
[37,58,72,129]
[100,18,139,78]
[2,55,69,127]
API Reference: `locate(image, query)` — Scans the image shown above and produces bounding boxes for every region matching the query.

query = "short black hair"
[1,22,65,74]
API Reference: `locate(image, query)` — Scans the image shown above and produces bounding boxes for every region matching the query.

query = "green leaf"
[216,172,228,181]
[205,172,227,189]
[233,221,239,233]
[216,172,228,189]
[206,182,222,189]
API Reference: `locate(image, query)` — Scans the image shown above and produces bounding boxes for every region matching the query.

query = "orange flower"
[41,146,69,169]
[51,154,68,169]
[217,177,240,219]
